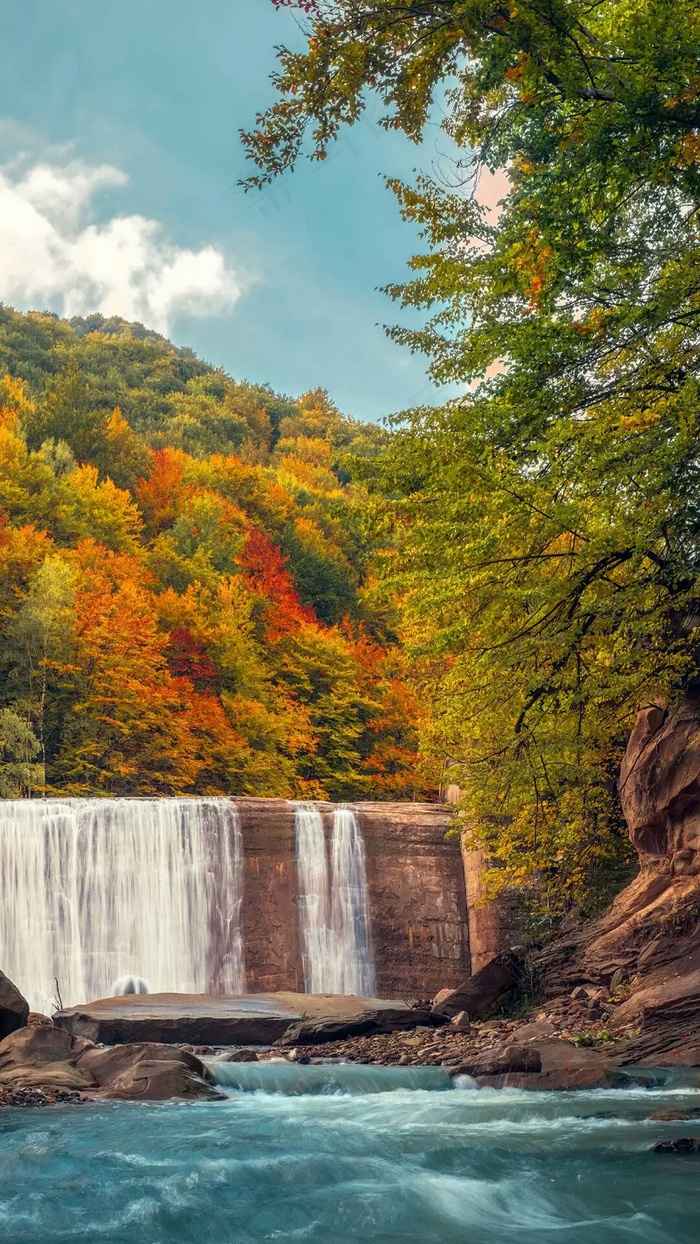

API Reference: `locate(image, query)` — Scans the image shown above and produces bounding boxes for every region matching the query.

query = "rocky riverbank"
[228,987,649,1090]
[0,1006,223,1103]
[2,939,698,1100]
[0,979,643,1099]
[0,1086,89,1109]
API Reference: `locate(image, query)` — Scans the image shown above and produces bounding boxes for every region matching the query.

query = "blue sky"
[0,0,456,422]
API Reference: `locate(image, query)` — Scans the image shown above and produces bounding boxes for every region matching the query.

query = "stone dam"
[0,797,483,1012]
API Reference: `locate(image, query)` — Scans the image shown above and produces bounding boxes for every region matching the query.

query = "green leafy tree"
[7,555,77,771]
[0,708,43,798]
[28,353,109,463]
[246,0,700,911]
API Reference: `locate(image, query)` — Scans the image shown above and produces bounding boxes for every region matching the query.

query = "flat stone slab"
[53,992,432,1046]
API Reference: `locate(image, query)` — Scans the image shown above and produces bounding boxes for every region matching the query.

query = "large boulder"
[0,1021,96,1091]
[0,971,29,1040]
[0,1023,79,1071]
[0,1028,220,1100]
[277,1006,439,1046]
[0,1062,95,1091]
[77,1042,209,1088]
[54,992,432,1046]
[449,1044,542,1078]
[454,1038,615,1091]
[99,1060,223,1101]
[78,1042,221,1101]
[431,950,525,1021]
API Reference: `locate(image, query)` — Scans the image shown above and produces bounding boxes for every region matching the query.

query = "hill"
[0,306,429,800]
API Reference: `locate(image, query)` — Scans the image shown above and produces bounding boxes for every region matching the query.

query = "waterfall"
[293,803,375,996]
[293,804,334,994]
[0,798,245,1013]
[330,806,375,996]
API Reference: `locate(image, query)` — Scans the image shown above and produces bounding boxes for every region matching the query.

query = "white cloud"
[0,157,244,334]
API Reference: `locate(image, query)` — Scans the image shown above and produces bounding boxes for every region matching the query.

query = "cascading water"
[293,803,334,994]
[293,802,375,995]
[0,797,245,1012]
[331,806,375,995]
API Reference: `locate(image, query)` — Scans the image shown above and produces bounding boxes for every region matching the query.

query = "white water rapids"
[0,797,245,1012]
[293,803,375,995]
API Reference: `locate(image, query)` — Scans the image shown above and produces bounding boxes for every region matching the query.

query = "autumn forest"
[0,306,428,803]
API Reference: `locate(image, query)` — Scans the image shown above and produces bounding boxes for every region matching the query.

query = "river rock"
[431,950,525,1021]
[0,1021,99,1092]
[0,970,29,1040]
[278,1006,439,1046]
[511,1021,558,1042]
[0,1086,88,1108]
[449,1011,473,1033]
[0,1034,224,1100]
[477,1038,614,1090]
[77,1042,209,1089]
[449,1044,542,1078]
[651,1138,700,1154]
[54,992,433,1046]
[0,1061,96,1091]
[432,989,454,1009]
[0,1023,78,1071]
[26,1012,54,1028]
[97,1059,224,1101]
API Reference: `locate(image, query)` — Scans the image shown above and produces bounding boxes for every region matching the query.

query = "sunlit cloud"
[0,157,245,334]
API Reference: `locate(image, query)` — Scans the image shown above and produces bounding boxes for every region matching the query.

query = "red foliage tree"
[167,627,218,690]
[239,528,315,640]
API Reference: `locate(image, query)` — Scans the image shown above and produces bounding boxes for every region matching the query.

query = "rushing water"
[1,1070,700,1243]
[0,798,245,1011]
[293,803,375,995]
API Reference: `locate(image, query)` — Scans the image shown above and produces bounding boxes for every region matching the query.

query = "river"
[1,1065,699,1242]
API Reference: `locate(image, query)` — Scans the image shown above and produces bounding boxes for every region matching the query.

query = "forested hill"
[0,305,427,801]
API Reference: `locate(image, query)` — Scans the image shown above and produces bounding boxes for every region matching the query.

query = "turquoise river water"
[1,1064,700,1243]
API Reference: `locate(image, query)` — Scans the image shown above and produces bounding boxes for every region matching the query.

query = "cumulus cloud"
[0,157,244,334]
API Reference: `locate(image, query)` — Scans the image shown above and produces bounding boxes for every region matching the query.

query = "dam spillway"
[0,797,245,1013]
[0,797,470,1011]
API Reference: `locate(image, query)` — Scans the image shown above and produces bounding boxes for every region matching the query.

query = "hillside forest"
[0,307,430,803]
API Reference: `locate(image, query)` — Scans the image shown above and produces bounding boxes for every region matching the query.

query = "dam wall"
[0,797,472,1009]
[236,799,470,998]
[358,802,469,998]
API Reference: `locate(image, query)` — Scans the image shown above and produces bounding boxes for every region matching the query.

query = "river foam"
[1,1077,699,1243]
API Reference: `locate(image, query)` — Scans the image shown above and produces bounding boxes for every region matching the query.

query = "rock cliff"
[536,696,700,1063]
[619,698,700,874]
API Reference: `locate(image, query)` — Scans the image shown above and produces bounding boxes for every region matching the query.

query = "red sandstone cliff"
[536,697,700,1061]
